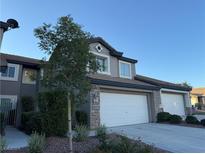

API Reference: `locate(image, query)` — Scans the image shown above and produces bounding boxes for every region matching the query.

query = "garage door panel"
[161,93,185,116]
[100,92,149,127]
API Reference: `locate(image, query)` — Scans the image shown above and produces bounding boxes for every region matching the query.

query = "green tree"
[34,15,97,152]
[181,81,191,87]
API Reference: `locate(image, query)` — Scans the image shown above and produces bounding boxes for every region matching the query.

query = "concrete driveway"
[108,123,205,153]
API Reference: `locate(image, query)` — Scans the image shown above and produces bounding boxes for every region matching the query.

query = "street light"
[0,19,19,70]
[0,19,19,49]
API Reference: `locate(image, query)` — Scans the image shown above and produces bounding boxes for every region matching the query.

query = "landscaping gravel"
[5,136,100,153]
[5,134,167,153]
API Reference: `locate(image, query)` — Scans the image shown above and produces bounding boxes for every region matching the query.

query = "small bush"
[21,112,37,127]
[0,136,7,152]
[112,136,138,153]
[74,125,88,141]
[21,112,43,134]
[96,125,108,150]
[0,113,5,136]
[96,125,107,143]
[113,136,155,153]
[26,113,44,134]
[169,114,182,124]
[28,132,45,153]
[21,96,34,112]
[75,111,88,125]
[38,91,68,137]
[185,116,199,124]
[195,102,203,110]
[201,119,205,126]
[157,112,171,122]
[95,135,155,153]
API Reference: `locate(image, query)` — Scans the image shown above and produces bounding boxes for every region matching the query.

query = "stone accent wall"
[89,85,100,129]
[152,90,162,121]
[184,93,192,115]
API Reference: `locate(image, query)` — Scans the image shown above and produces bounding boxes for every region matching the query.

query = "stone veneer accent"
[152,90,162,121]
[184,93,192,115]
[89,85,100,129]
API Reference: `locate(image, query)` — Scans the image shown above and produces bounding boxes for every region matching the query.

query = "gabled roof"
[191,88,205,96]
[89,37,138,63]
[135,74,192,91]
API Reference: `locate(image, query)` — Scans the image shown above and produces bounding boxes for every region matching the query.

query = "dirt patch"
[5,133,168,153]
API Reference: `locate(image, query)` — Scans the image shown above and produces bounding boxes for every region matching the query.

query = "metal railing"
[0,100,16,125]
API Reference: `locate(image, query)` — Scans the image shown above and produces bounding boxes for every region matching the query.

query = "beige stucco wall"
[191,94,199,105]
[89,43,136,78]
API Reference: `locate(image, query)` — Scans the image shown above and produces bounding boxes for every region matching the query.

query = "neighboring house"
[191,88,205,106]
[0,53,41,126]
[0,37,192,128]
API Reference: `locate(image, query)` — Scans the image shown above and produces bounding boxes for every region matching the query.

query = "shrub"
[26,113,44,134]
[169,114,182,124]
[96,125,107,143]
[21,112,43,134]
[96,125,108,150]
[75,111,88,125]
[21,112,37,127]
[0,113,5,136]
[201,119,205,126]
[112,136,155,153]
[185,116,199,124]
[95,135,155,153]
[195,102,203,110]
[28,132,45,153]
[0,136,7,152]
[21,96,34,112]
[112,136,138,153]
[38,91,68,136]
[157,112,171,122]
[74,125,88,141]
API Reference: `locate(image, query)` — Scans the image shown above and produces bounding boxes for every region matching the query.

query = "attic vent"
[96,44,103,52]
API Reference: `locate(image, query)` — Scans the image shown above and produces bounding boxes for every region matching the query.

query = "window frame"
[0,63,19,81]
[22,68,37,85]
[90,51,111,75]
[119,60,132,79]
[0,95,18,109]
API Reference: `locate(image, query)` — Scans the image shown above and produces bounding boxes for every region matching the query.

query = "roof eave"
[134,75,192,91]
[88,77,160,90]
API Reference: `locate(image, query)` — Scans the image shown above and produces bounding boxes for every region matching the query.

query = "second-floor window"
[96,56,108,73]
[22,68,37,84]
[90,51,110,75]
[0,63,19,81]
[1,66,15,77]
[119,61,131,79]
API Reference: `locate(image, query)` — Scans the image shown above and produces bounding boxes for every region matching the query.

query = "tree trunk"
[71,101,76,128]
[67,92,72,152]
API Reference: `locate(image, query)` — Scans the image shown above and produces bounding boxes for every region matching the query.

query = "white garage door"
[100,92,149,127]
[161,93,185,116]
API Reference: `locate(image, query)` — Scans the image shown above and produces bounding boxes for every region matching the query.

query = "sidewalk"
[5,126,29,149]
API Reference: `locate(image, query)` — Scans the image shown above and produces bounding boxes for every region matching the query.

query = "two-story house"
[0,53,41,126]
[0,37,192,128]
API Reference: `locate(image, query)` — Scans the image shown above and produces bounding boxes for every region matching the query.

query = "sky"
[1,0,205,87]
